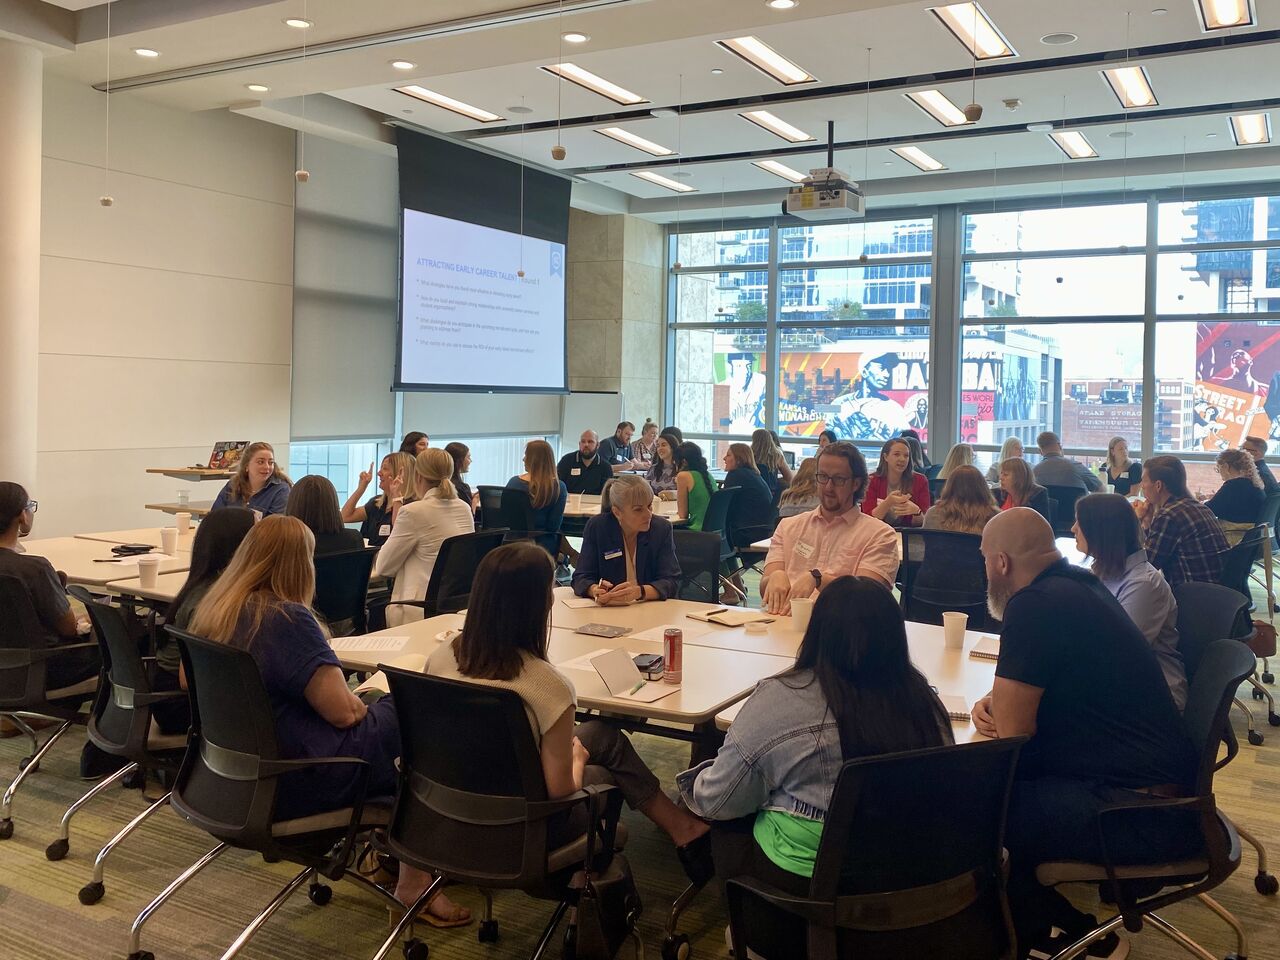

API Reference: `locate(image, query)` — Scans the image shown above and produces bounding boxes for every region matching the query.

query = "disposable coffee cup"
[1105,484,1116,495]
[137,556,160,589]
[790,597,814,633]
[943,611,968,650]
[176,489,190,506]
[160,527,177,555]
[174,512,192,534]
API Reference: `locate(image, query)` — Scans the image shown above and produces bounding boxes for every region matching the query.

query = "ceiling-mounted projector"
[783,167,865,221]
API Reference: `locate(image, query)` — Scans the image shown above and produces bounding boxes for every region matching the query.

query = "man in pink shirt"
[761,441,899,614]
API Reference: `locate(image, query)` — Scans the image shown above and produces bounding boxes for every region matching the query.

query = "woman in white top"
[374,448,476,626]
[985,436,1024,484]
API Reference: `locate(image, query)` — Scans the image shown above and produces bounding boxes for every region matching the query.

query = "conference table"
[145,501,214,518]
[74,527,197,553]
[16,536,191,587]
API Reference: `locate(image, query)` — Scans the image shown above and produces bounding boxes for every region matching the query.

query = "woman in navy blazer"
[572,475,681,604]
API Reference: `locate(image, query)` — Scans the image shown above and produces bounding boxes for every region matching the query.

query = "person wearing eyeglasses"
[759,442,899,616]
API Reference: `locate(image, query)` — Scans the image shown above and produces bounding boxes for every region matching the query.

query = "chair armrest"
[256,754,372,877]
[525,782,619,821]
[726,874,833,924]
[133,689,190,706]
[29,641,100,662]
[385,600,427,609]
[257,755,371,778]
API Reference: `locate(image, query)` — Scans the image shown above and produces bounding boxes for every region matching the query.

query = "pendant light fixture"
[295,0,310,183]
[963,4,983,122]
[551,0,567,160]
[100,1,114,206]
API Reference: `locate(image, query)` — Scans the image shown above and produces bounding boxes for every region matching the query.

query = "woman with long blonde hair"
[375,448,476,626]
[751,428,793,498]
[506,439,568,556]
[778,457,820,517]
[937,443,975,481]
[923,465,999,534]
[340,452,411,546]
[211,441,292,516]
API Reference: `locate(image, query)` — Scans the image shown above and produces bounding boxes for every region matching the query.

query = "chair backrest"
[0,574,53,709]
[672,529,722,602]
[927,476,946,502]
[900,528,992,629]
[1182,639,1258,797]
[476,486,507,531]
[167,627,283,851]
[313,547,377,635]
[500,486,544,538]
[382,668,555,884]
[1256,491,1280,529]
[924,463,943,480]
[701,486,740,559]
[422,530,507,616]
[1171,581,1251,682]
[1216,523,1266,599]
[732,737,1024,959]
[1042,485,1086,535]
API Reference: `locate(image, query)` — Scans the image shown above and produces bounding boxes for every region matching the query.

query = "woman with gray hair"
[572,474,682,605]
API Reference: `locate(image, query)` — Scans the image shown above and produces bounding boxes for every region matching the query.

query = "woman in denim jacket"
[677,577,952,954]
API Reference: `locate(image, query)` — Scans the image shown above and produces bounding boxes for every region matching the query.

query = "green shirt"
[686,471,711,532]
[753,809,823,878]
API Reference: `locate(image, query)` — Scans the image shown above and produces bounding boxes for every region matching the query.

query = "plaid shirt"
[1144,496,1228,587]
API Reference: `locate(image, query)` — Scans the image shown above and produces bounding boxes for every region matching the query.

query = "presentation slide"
[400,209,566,391]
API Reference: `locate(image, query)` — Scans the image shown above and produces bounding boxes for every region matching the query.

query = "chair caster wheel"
[1252,687,1265,700]
[262,853,280,863]
[122,767,146,790]
[1256,872,1278,895]
[1263,672,1275,684]
[1248,730,1264,746]
[127,952,155,960]
[1224,954,1246,960]
[403,938,429,960]
[307,882,332,906]
[78,881,105,905]
[0,819,12,840]
[662,933,692,960]
[45,838,69,861]
[477,919,499,943]
[18,756,38,772]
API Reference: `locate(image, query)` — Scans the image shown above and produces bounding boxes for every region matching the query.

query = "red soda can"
[663,628,683,684]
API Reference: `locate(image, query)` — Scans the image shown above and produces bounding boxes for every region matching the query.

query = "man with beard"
[971,509,1198,960]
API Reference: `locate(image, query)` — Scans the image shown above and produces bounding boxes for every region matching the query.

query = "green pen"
[627,679,646,696]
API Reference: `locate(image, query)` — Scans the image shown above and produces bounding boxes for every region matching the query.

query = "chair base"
[2,718,76,837]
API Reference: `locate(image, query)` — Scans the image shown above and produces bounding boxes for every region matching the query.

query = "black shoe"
[79,742,127,780]
[1028,927,1128,960]
[676,832,715,886]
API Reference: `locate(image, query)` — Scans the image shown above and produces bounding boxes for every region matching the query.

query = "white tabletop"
[75,527,196,553]
[562,495,683,522]
[108,571,190,603]
[17,536,191,586]
[146,468,233,482]
[145,501,214,518]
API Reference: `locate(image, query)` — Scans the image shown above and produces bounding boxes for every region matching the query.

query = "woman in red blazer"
[862,436,931,526]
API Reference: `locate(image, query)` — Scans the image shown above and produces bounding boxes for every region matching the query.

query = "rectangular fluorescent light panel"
[1195,0,1256,31]
[596,127,675,156]
[630,170,696,193]
[394,85,503,122]
[1230,112,1272,145]
[891,146,947,171]
[1048,130,1099,159]
[714,36,816,85]
[739,110,814,143]
[540,63,648,105]
[905,89,972,126]
[753,159,808,182]
[929,3,1017,59]
[1100,66,1158,108]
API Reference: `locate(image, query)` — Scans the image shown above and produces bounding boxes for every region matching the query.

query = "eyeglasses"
[815,473,852,487]
[25,500,38,514]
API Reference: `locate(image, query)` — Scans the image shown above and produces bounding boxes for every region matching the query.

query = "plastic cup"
[943,611,968,650]
[137,556,160,589]
[174,512,191,534]
[160,527,177,555]
[790,597,814,633]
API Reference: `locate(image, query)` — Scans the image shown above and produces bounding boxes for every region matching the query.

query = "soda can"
[663,628,683,684]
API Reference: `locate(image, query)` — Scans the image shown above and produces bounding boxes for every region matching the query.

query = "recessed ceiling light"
[710,67,724,75]
[245,83,270,93]
[390,60,416,71]
[1194,0,1255,31]
[133,48,160,58]
[714,36,816,85]
[540,62,648,105]
[765,0,799,8]
[631,170,696,193]
[739,110,814,143]
[1100,65,1158,108]
[562,31,590,43]
[905,89,973,126]
[1026,121,1054,132]
[753,159,807,182]
[284,18,312,28]
[1048,130,1099,159]
[1109,129,1134,139]
[929,3,1017,60]
[891,145,947,171]
[1229,112,1271,145]
[1206,132,1219,138]
[1040,32,1078,45]
[596,127,676,156]
[394,85,504,123]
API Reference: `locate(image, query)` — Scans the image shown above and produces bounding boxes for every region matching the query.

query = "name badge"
[616,455,624,462]
[794,540,816,560]
[604,549,624,560]
[378,524,391,537]
[571,468,582,476]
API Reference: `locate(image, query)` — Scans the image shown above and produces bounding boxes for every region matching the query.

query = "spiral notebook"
[968,635,1001,662]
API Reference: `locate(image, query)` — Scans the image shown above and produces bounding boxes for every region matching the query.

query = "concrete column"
[0,38,42,488]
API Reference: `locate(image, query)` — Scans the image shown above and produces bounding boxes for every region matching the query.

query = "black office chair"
[1042,485,1087,537]
[673,529,722,603]
[477,485,507,531]
[700,487,742,600]
[125,628,399,960]
[0,574,99,840]
[726,737,1026,960]
[500,486,554,545]
[1033,640,1257,960]
[314,547,377,636]
[924,462,944,480]
[50,589,188,905]
[372,668,631,960]
[1211,526,1278,736]
[1258,491,1280,551]
[386,529,507,619]
[899,528,997,632]
[927,476,947,502]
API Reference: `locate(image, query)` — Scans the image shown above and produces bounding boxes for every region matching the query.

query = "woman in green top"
[674,441,713,531]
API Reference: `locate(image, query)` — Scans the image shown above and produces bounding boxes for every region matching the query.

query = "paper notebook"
[940,694,970,722]
[354,653,428,697]
[630,625,686,643]
[969,635,1001,661]
[561,596,596,609]
[589,648,679,703]
[686,607,774,627]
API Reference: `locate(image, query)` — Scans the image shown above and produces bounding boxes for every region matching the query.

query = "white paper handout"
[560,596,597,609]
[108,553,176,564]
[331,635,410,653]
[354,653,429,696]
[629,625,686,643]
[589,648,679,703]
